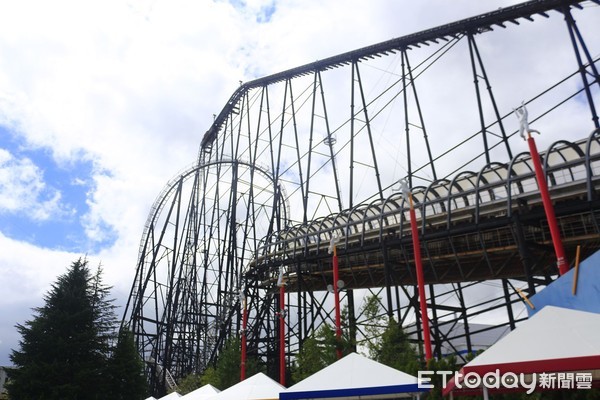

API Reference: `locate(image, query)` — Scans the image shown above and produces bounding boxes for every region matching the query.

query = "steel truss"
[123,0,600,395]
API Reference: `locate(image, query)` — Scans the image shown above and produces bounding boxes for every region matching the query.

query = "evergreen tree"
[108,326,148,399]
[176,372,203,395]
[358,294,387,359]
[8,258,118,399]
[292,323,353,384]
[375,318,420,375]
[200,335,260,390]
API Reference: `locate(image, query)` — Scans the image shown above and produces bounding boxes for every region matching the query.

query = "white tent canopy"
[207,372,284,400]
[280,352,427,400]
[444,306,600,396]
[181,384,221,400]
[159,392,182,399]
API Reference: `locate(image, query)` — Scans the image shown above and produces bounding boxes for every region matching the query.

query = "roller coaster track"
[251,132,600,289]
[123,0,600,395]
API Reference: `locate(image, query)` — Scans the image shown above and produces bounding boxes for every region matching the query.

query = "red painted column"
[408,193,433,361]
[332,245,342,360]
[527,134,568,275]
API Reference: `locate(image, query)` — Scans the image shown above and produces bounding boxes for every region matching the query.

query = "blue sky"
[0,125,117,252]
[0,0,598,367]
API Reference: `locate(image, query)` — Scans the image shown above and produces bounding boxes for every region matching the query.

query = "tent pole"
[483,386,489,400]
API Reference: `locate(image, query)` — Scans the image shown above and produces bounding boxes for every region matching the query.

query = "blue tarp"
[528,248,600,317]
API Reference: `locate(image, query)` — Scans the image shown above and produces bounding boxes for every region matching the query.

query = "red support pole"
[240,299,248,381]
[527,134,568,275]
[332,246,342,360]
[408,194,433,362]
[279,283,286,386]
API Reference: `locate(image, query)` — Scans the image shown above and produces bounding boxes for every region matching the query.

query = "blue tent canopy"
[528,248,600,316]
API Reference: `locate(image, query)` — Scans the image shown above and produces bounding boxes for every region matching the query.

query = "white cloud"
[0,148,64,220]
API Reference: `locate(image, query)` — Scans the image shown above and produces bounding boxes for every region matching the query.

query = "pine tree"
[291,323,353,384]
[200,335,260,390]
[108,325,148,399]
[375,318,420,375]
[8,259,118,399]
[358,294,388,359]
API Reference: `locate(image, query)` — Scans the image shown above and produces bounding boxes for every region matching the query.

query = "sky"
[0,0,599,367]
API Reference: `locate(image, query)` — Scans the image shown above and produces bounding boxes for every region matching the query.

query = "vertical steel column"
[279,282,286,385]
[382,244,394,318]
[303,71,319,224]
[513,215,536,294]
[467,33,490,164]
[401,49,413,187]
[455,283,472,355]
[350,62,356,208]
[240,292,248,381]
[318,70,343,212]
[347,289,357,353]
[563,7,599,129]
[501,279,516,331]
[355,62,384,198]
[427,284,441,359]
[469,34,513,159]
[331,242,343,359]
[404,51,437,181]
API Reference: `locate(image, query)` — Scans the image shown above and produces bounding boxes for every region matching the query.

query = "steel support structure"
[122,1,600,395]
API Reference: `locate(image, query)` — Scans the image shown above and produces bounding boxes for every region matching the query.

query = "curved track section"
[124,159,287,392]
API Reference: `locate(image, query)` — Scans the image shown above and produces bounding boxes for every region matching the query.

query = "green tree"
[176,373,203,395]
[358,294,387,359]
[108,326,148,399]
[375,317,420,375]
[7,258,119,399]
[291,323,353,384]
[200,335,260,390]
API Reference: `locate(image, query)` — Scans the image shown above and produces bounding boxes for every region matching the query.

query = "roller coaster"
[122,0,600,395]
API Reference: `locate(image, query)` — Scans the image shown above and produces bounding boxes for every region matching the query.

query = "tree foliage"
[375,318,420,376]
[109,326,148,399]
[176,372,204,395]
[199,335,260,391]
[292,323,353,384]
[359,294,388,359]
[7,258,147,400]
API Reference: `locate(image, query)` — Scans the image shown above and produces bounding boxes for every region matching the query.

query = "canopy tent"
[181,384,221,400]
[280,352,428,400]
[144,397,157,400]
[443,306,600,397]
[159,393,182,399]
[528,249,600,316]
[207,372,284,400]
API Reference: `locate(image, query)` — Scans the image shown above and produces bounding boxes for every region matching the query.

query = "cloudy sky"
[0,0,598,366]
